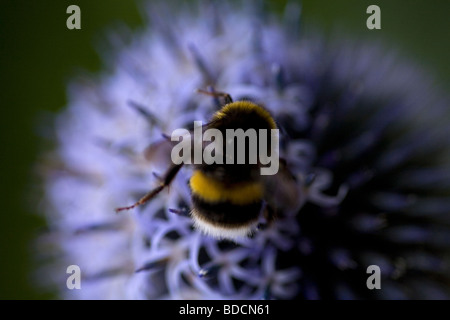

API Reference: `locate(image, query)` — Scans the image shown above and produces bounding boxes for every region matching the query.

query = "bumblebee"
[116,89,301,240]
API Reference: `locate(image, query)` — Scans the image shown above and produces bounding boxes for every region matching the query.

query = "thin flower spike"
[38,1,450,299]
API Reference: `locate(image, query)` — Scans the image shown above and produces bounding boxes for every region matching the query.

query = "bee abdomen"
[190,196,263,239]
[191,195,262,226]
[189,170,264,239]
[189,170,262,205]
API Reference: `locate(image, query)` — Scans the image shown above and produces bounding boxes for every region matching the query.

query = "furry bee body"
[189,100,278,239]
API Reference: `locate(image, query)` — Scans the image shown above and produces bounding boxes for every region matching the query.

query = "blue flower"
[39,1,450,299]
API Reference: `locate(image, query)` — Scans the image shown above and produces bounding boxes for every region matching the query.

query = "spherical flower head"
[39,1,450,299]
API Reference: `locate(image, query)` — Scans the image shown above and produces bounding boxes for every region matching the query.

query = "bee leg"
[115,163,183,212]
[262,203,278,226]
[256,202,277,231]
[196,88,233,104]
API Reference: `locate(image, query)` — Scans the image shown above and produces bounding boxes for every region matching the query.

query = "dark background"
[0,0,449,299]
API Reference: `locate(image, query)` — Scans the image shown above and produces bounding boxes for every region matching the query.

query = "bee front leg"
[115,163,183,212]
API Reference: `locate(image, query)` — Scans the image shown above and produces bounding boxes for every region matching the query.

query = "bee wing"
[262,159,304,215]
[144,123,212,168]
[143,137,176,167]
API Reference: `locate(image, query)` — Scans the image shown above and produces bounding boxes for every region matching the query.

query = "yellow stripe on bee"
[189,170,263,205]
[213,101,277,130]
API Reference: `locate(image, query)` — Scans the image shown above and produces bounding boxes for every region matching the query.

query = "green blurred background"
[0,0,449,299]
